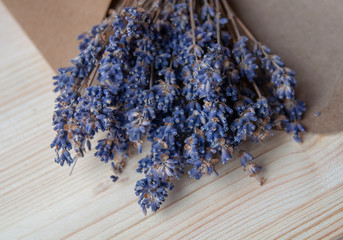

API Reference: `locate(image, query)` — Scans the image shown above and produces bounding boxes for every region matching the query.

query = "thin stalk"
[137,0,149,8]
[87,62,100,87]
[155,0,175,22]
[228,3,285,76]
[143,0,153,11]
[221,0,240,40]
[254,174,264,186]
[218,1,234,42]
[252,80,263,99]
[189,0,197,45]
[142,0,150,9]
[119,0,131,12]
[235,16,257,42]
[149,64,154,89]
[69,156,78,176]
[153,7,162,21]
[79,11,117,93]
[237,16,296,106]
[169,58,173,68]
[215,0,221,45]
[152,0,167,23]
[258,43,284,72]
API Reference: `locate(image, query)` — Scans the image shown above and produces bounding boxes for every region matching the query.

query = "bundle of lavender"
[51,0,306,214]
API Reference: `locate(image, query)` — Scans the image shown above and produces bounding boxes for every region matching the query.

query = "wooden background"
[0,2,342,239]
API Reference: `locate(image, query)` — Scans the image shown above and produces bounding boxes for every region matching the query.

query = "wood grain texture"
[0,2,342,239]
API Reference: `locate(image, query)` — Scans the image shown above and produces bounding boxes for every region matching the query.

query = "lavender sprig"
[51,0,306,215]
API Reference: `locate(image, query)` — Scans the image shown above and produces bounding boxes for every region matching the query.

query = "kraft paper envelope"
[3,0,343,134]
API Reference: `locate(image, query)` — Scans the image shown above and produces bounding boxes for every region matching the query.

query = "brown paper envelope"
[231,0,343,134]
[3,0,342,134]
[2,0,112,71]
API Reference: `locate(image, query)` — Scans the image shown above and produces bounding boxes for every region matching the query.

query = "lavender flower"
[51,0,306,215]
[238,150,264,185]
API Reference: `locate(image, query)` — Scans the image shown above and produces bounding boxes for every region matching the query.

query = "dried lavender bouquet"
[51,0,306,214]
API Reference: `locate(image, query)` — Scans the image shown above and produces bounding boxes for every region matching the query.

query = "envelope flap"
[3,0,111,71]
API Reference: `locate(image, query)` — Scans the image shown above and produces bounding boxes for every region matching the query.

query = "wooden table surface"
[0,2,342,239]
